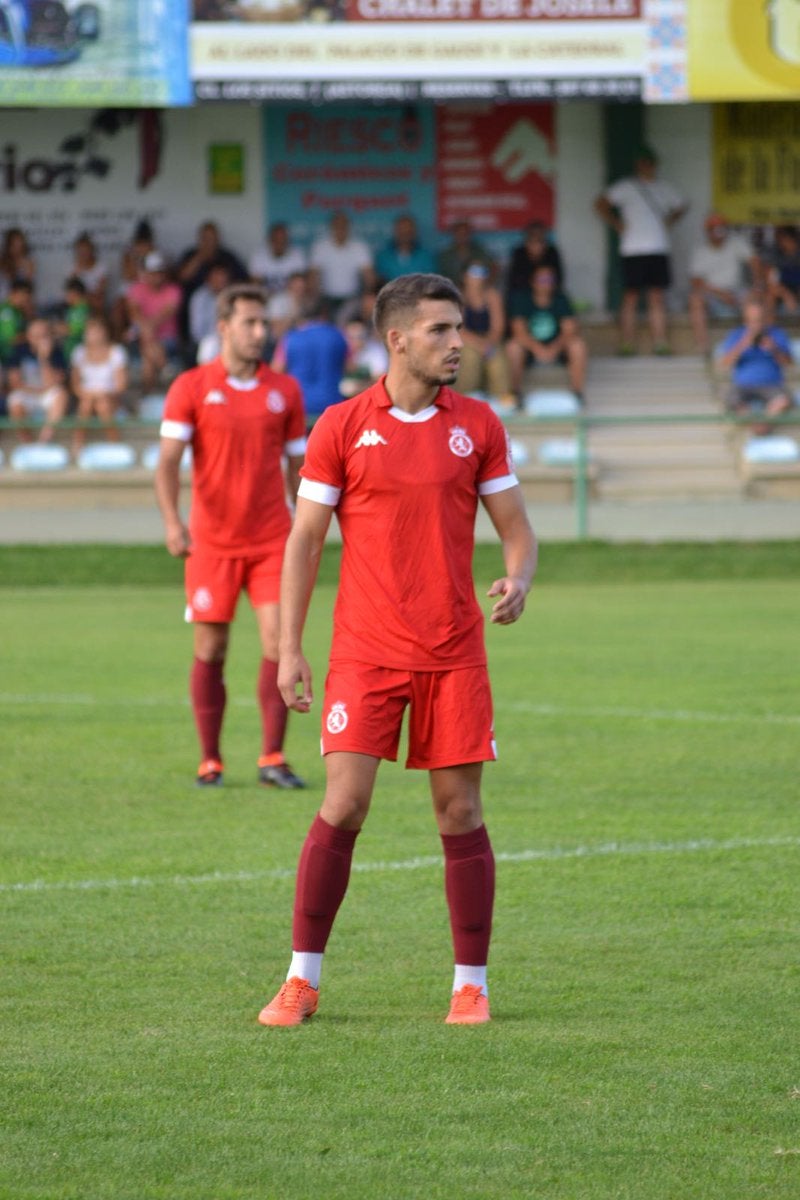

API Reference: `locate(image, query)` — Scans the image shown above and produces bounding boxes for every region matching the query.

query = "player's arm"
[481,485,537,625]
[278,494,334,711]
[285,452,304,503]
[154,436,191,557]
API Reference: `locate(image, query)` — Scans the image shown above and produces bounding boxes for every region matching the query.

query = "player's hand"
[279,652,313,713]
[487,576,528,625]
[165,522,191,558]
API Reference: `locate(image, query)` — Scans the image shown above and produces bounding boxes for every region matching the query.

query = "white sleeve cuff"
[298,477,341,506]
[285,436,308,457]
[159,419,193,442]
[478,472,518,496]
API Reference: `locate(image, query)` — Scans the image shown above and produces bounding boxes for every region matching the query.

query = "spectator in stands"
[176,220,247,350]
[716,294,795,435]
[375,213,435,283]
[437,219,496,286]
[505,221,563,297]
[0,277,34,366]
[265,269,309,354]
[6,317,69,442]
[55,276,91,359]
[112,218,157,341]
[506,263,588,405]
[309,211,375,319]
[249,221,308,295]
[688,214,759,355]
[126,251,182,393]
[594,144,688,356]
[339,315,388,396]
[766,225,800,315]
[0,227,35,299]
[189,258,232,361]
[271,297,348,422]
[70,232,108,315]
[70,315,129,451]
[454,263,514,405]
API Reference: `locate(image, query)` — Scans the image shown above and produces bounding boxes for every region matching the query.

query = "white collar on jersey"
[225,375,260,391]
[388,404,438,423]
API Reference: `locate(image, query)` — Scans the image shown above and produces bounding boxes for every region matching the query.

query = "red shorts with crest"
[184,545,284,623]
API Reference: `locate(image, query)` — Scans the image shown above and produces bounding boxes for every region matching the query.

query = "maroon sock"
[190,657,226,762]
[257,657,288,758]
[292,813,360,953]
[441,824,495,966]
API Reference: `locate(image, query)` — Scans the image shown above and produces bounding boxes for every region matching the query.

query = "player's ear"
[385,326,405,355]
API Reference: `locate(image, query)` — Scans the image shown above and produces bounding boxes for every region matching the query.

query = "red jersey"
[298,379,518,671]
[162,358,306,557]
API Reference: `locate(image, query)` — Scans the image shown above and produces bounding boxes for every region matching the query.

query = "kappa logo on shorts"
[326,701,349,734]
[448,425,474,457]
[203,390,226,406]
[354,429,388,448]
[192,587,213,613]
[266,389,286,414]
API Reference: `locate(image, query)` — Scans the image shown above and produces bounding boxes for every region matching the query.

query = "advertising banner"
[0,1,191,106]
[712,103,800,225]
[689,0,800,100]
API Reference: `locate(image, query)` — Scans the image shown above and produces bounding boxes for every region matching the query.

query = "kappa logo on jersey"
[203,390,226,406]
[354,430,388,448]
[326,701,349,734]
[192,587,213,613]
[448,426,474,457]
[266,389,286,414]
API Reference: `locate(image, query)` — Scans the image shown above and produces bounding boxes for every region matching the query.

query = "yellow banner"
[712,104,800,224]
[689,0,800,99]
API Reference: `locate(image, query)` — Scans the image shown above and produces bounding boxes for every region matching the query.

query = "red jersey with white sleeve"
[298,378,518,671]
[161,358,307,557]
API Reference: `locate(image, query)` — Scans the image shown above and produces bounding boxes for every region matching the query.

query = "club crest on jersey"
[192,587,213,613]
[203,390,226,406]
[448,426,474,457]
[326,701,349,734]
[354,429,388,448]
[266,389,286,414]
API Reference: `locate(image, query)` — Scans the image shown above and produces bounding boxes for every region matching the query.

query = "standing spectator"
[70,316,129,450]
[0,227,35,299]
[688,214,759,355]
[375,213,435,283]
[188,258,232,360]
[0,278,34,366]
[271,298,348,421]
[126,251,182,393]
[248,221,308,294]
[766,225,800,315]
[70,232,108,315]
[505,221,564,296]
[154,283,308,790]
[454,264,514,404]
[437,219,496,286]
[176,220,248,348]
[309,211,375,318]
[594,145,688,356]
[257,272,537,1028]
[56,276,91,359]
[716,294,795,435]
[506,264,589,404]
[6,317,69,443]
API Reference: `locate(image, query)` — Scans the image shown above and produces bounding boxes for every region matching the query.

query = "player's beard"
[407,352,460,390]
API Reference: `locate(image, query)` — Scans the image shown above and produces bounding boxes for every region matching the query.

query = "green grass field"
[2,543,799,1199]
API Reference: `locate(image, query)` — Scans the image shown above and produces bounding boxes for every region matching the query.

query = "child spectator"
[112,218,156,341]
[6,317,69,442]
[0,278,35,366]
[70,315,129,450]
[56,276,90,359]
[70,232,108,315]
[126,251,182,393]
[0,227,35,299]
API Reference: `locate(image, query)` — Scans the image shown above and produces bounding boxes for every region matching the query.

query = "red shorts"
[184,545,284,623]
[321,661,496,770]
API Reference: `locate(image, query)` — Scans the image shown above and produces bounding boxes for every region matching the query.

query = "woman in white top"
[70,317,129,448]
[71,233,109,315]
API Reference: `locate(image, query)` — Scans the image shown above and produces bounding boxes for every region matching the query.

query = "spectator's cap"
[144,250,166,272]
[634,144,659,164]
[465,263,489,279]
[704,212,728,230]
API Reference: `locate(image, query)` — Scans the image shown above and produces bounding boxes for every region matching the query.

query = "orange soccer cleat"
[258,976,319,1027]
[196,758,224,787]
[445,984,491,1025]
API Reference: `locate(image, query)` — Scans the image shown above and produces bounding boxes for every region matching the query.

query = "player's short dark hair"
[373,273,463,341]
[216,282,267,322]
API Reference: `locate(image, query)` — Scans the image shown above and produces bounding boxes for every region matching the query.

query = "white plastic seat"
[523,389,580,419]
[508,438,530,468]
[742,436,800,464]
[10,443,70,472]
[538,438,590,467]
[138,394,167,422]
[140,442,192,471]
[76,443,137,471]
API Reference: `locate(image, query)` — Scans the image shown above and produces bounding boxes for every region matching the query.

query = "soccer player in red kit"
[155,283,307,789]
[258,273,537,1026]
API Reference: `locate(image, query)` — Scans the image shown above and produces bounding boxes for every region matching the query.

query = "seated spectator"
[248,221,308,294]
[55,276,90,359]
[265,269,309,354]
[176,220,247,348]
[766,225,800,315]
[0,278,35,366]
[375,213,435,283]
[6,317,69,442]
[453,263,514,404]
[271,297,348,421]
[70,232,108,315]
[309,211,375,319]
[716,294,795,435]
[437,219,496,285]
[506,263,588,405]
[688,214,758,354]
[505,221,564,298]
[112,218,156,341]
[0,227,35,299]
[126,251,182,393]
[70,316,129,450]
[340,315,388,396]
[189,257,232,360]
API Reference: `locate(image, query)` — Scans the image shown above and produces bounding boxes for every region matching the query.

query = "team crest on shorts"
[192,587,213,613]
[266,390,286,413]
[448,426,473,457]
[326,701,348,734]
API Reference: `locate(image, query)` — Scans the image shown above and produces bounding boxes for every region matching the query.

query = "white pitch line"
[2,835,798,897]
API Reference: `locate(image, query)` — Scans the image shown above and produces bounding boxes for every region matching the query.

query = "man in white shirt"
[309,211,375,319]
[594,145,688,356]
[688,214,759,355]
[248,222,307,295]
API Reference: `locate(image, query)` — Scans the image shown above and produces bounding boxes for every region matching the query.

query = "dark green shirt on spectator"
[508,288,574,344]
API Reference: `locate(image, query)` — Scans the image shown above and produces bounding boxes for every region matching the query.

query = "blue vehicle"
[0,1,100,67]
